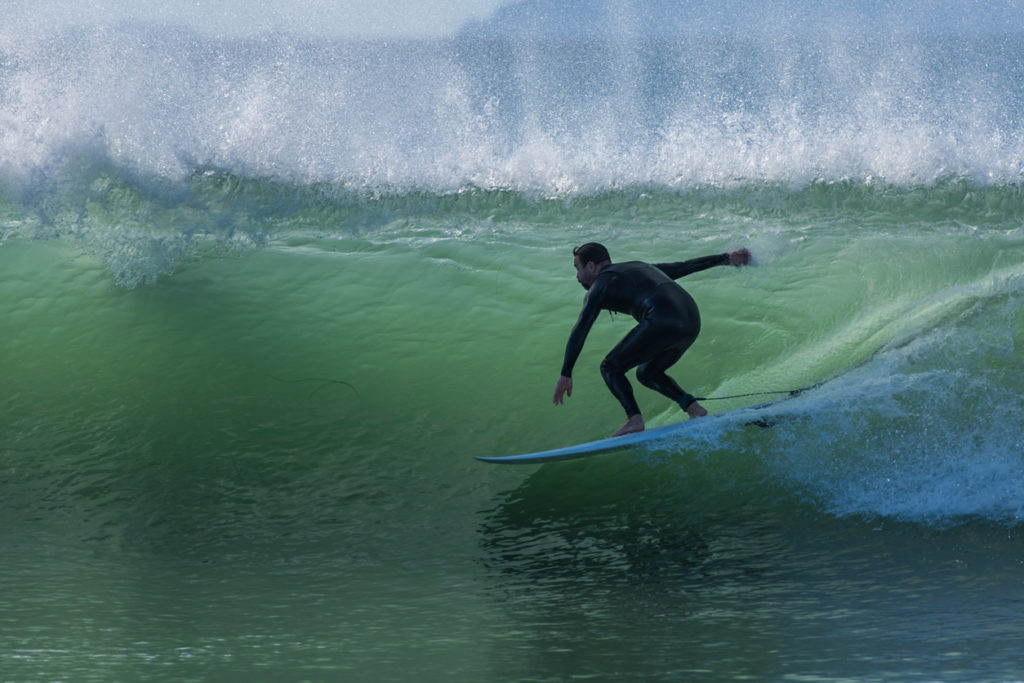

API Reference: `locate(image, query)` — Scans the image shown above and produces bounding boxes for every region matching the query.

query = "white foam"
[3,23,1024,195]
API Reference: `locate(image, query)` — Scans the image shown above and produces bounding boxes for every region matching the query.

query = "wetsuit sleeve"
[559,279,607,378]
[654,253,730,279]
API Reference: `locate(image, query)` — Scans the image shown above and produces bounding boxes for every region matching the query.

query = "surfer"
[553,242,751,436]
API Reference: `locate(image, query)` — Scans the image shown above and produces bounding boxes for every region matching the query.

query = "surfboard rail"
[475,419,696,464]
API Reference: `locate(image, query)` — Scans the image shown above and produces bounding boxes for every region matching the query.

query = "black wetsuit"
[560,253,733,418]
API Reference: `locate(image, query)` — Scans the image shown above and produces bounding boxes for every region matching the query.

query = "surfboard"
[476,409,776,465]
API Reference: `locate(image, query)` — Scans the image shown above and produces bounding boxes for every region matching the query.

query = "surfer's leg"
[600,326,649,435]
[600,322,682,434]
[635,327,706,417]
[600,340,642,418]
[635,345,692,405]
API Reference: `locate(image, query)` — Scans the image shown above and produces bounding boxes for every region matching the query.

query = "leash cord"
[695,383,819,402]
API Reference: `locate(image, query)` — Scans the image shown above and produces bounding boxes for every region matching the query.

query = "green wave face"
[4,177,1022,522]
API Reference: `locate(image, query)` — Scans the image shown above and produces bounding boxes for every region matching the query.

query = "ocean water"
[3,3,1024,681]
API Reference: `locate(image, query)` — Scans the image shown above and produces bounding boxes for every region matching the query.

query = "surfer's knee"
[600,355,626,381]
[635,362,660,388]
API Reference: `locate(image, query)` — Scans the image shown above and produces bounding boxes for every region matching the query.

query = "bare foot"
[686,401,708,419]
[612,415,645,436]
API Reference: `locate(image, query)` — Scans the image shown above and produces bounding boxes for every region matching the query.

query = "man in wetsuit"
[553,242,751,436]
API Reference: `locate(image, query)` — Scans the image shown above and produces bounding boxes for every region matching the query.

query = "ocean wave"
[2,23,1024,195]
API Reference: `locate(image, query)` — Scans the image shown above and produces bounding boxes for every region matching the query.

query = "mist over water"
[2,1,1023,193]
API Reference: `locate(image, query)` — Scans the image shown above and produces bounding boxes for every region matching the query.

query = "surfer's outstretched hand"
[729,247,751,266]
[553,376,573,405]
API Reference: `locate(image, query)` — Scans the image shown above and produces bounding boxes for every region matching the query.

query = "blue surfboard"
[476,409,776,465]
[475,420,692,464]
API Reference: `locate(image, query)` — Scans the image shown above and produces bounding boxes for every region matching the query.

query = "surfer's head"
[572,242,611,290]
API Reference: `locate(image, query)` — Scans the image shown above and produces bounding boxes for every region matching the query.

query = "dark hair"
[573,242,611,266]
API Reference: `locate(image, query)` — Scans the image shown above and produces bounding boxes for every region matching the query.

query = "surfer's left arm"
[656,248,751,279]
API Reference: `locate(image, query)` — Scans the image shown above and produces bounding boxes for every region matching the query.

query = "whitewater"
[2,2,1024,680]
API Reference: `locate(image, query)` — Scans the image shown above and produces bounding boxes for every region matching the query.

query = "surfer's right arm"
[554,286,605,404]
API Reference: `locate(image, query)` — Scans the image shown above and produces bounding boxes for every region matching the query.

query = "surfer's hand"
[729,247,751,266]
[553,376,573,405]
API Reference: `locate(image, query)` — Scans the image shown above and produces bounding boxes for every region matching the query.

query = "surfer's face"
[574,254,598,290]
